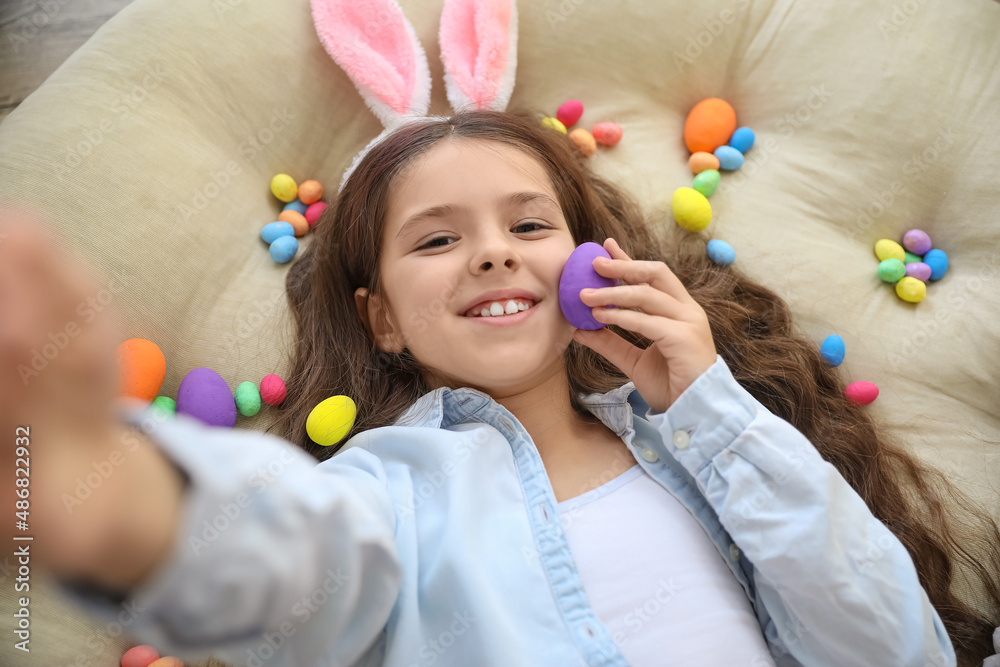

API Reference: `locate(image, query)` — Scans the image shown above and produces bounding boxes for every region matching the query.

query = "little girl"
[9,108,1000,667]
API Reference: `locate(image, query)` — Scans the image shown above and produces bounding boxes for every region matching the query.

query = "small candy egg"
[305,201,327,226]
[903,251,922,264]
[283,198,308,215]
[706,239,735,266]
[117,339,167,402]
[895,276,926,303]
[307,395,358,446]
[569,128,597,157]
[556,100,584,128]
[923,248,948,280]
[270,174,298,203]
[150,396,176,418]
[845,381,879,406]
[541,117,567,134]
[176,367,236,428]
[261,221,295,244]
[235,381,262,417]
[121,645,159,667]
[692,169,720,197]
[298,180,324,205]
[684,98,737,153]
[713,145,744,171]
[260,374,287,406]
[902,229,932,255]
[269,235,299,263]
[592,122,623,146]
[558,242,621,330]
[688,152,720,174]
[874,239,905,262]
[904,261,932,282]
[877,258,906,282]
[820,334,846,366]
[672,187,712,232]
[728,127,755,153]
[147,659,184,667]
[278,210,309,237]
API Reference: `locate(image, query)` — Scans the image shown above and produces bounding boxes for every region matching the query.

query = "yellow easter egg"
[874,238,905,262]
[271,174,298,203]
[895,276,926,303]
[306,395,357,446]
[541,117,567,134]
[671,187,712,232]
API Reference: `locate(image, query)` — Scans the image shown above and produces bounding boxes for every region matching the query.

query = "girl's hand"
[572,237,718,415]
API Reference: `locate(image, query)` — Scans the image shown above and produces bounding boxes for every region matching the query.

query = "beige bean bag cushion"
[1,0,997,664]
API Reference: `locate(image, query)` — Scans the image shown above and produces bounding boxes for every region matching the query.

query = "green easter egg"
[904,251,922,264]
[692,169,721,198]
[877,258,906,282]
[150,395,176,417]
[235,381,262,417]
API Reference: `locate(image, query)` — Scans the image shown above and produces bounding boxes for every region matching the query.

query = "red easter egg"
[556,100,584,127]
[845,381,879,406]
[592,122,623,147]
[121,645,159,667]
[684,98,737,154]
[261,373,287,406]
[305,202,327,226]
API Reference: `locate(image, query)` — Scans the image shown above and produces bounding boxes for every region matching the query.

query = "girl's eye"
[417,221,549,250]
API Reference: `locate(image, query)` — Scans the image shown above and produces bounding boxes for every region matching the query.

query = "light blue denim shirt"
[57,354,956,667]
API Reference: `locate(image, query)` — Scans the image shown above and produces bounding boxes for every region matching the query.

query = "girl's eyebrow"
[395,191,560,241]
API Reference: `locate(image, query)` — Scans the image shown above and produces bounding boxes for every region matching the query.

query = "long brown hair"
[269,109,1000,665]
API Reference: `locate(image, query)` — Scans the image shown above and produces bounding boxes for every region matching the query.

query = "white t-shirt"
[557,464,776,666]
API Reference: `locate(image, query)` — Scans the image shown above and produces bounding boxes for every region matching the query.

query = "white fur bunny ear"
[439,0,518,113]
[311,0,432,129]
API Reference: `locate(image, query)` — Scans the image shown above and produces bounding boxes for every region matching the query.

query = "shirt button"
[729,543,740,561]
[640,447,659,463]
[672,429,690,449]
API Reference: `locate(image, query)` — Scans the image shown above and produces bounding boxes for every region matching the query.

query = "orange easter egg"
[147,658,184,667]
[684,98,737,154]
[278,210,309,237]
[116,338,166,402]
[298,180,324,205]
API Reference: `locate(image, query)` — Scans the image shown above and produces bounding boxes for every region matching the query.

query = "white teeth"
[472,299,534,317]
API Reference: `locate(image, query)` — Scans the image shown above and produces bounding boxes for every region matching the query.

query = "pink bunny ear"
[311,0,432,129]
[439,0,518,113]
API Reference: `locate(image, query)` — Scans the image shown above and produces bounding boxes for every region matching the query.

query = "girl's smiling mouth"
[463,299,541,326]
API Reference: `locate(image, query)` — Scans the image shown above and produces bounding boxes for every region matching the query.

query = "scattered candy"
[569,128,597,157]
[688,152,720,174]
[706,239,735,266]
[923,248,948,280]
[671,187,712,232]
[591,122,623,146]
[298,180,324,205]
[713,145,744,171]
[278,209,309,237]
[270,174,298,203]
[117,339,167,402]
[176,367,237,428]
[845,381,879,406]
[902,229,932,255]
[556,100,584,128]
[558,242,621,330]
[874,239,905,263]
[728,127,755,153]
[877,258,906,282]
[282,199,308,215]
[820,334,845,366]
[904,262,932,282]
[261,221,295,244]
[260,374,287,406]
[307,395,358,446]
[541,117,567,134]
[692,169,720,197]
[121,645,159,667]
[684,98,737,153]
[305,202,327,226]
[269,235,299,263]
[235,381,262,417]
[895,276,926,303]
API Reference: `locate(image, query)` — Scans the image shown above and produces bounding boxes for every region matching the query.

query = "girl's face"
[364,138,579,394]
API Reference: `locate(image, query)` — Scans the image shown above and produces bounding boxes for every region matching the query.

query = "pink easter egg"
[261,373,287,406]
[305,202,327,226]
[904,261,932,282]
[592,122,623,146]
[556,100,584,128]
[845,381,879,406]
[122,645,160,667]
[902,229,932,255]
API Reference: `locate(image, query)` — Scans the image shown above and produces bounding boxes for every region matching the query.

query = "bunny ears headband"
[311,0,519,193]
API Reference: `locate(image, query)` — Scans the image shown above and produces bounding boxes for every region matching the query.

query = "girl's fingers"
[580,283,687,321]
[594,238,695,305]
[589,303,678,346]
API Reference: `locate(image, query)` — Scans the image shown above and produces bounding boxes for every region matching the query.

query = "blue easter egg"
[261,221,295,244]
[269,235,299,263]
[820,334,845,367]
[922,248,948,280]
[706,239,735,266]
[714,145,744,170]
[283,198,309,215]
[728,127,755,153]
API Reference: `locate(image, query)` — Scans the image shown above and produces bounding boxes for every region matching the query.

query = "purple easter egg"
[902,229,932,255]
[176,367,237,427]
[559,242,621,330]
[904,261,932,282]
